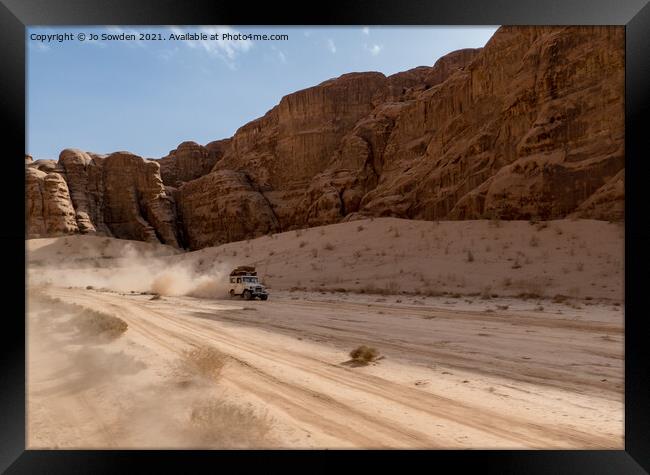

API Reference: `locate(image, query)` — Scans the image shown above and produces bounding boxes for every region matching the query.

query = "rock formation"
[158,140,230,187]
[26,167,78,237]
[27,149,180,246]
[26,26,625,249]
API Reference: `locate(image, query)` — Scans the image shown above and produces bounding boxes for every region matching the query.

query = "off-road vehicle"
[228,266,269,300]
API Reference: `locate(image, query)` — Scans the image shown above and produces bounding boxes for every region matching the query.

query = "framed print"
[2,0,649,472]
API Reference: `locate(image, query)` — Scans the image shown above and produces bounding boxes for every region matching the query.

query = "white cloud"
[364,43,383,56]
[169,26,253,66]
[157,46,179,61]
[327,38,336,54]
[362,27,370,35]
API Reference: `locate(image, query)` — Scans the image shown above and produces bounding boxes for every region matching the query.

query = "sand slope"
[26,218,624,448]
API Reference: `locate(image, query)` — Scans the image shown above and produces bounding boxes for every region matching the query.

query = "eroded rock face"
[303,26,624,224]
[214,72,390,191]
[571,170,624,221]
[26,167,78,237]
[29,149,180,247]
[176,170,279,249]
[26,26,624,249]
[158,140,230,187]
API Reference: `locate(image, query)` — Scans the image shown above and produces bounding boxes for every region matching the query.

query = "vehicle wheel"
[229,289,235,298]
[260,295,268,301]
[243,290,252,300]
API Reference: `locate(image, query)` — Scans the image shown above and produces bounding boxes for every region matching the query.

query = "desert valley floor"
[26,218,624,449]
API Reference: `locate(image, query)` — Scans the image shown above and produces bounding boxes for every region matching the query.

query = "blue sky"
[27,26,498,160]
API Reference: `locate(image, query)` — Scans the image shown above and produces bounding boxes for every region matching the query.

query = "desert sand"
[26,218,624,449]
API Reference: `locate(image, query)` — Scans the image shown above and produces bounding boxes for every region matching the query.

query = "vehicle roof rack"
[230,265,257,276]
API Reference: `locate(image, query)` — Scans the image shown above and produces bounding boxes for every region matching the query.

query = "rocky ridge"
[26,26,624,249]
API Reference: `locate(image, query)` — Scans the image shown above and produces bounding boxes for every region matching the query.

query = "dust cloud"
[29,242,232,298]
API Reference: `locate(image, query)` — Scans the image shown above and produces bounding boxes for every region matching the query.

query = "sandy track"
[30,287,623,449]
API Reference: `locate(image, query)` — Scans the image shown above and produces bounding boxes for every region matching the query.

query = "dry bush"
[72,309,128,340]
[466,250,475,262]
[349,345,380,364]
[299,241,307,248]
[323,242,334,251]
[576,262,585,271]
[189,399,272,448]
[481,286,492,300]
[311,248,319,258]
[353,250,362,259]
[529,235,540,247]
[535,222,548,231]
[182,346,227,381]
[386,280,399,294]
[514,279,545,299]
[357,225,365,232]
[150,294,162,301]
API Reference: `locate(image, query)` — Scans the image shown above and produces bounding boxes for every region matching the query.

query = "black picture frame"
[3,0,649,472]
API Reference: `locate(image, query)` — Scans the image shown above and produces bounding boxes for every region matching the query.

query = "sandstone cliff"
[27,149,180,246]
[26,26,624,249]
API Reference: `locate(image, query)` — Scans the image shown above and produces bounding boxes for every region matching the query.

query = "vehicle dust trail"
[28,240,233,298]
[27,290,276,449]
[32,286,624,449]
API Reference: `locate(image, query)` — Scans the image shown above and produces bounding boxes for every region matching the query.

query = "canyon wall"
[26,26,624,249]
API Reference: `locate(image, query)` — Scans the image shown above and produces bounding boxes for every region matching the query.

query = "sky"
[27,26,498,160]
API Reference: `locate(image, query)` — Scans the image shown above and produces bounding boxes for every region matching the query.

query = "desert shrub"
[386,280,399,294]
[481,286,492,300]
[72,309,128,340]
[529,235,540,247]
[357,225,365,232]
[466,250,474,262]
[299,241,307,248]
[349,345,380,364]
[183,346,227,381]
[311,248,318,258]
[189,399,272,448]
[323,242,334,251]
[552,294,569,303]
[150,294,162,301]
